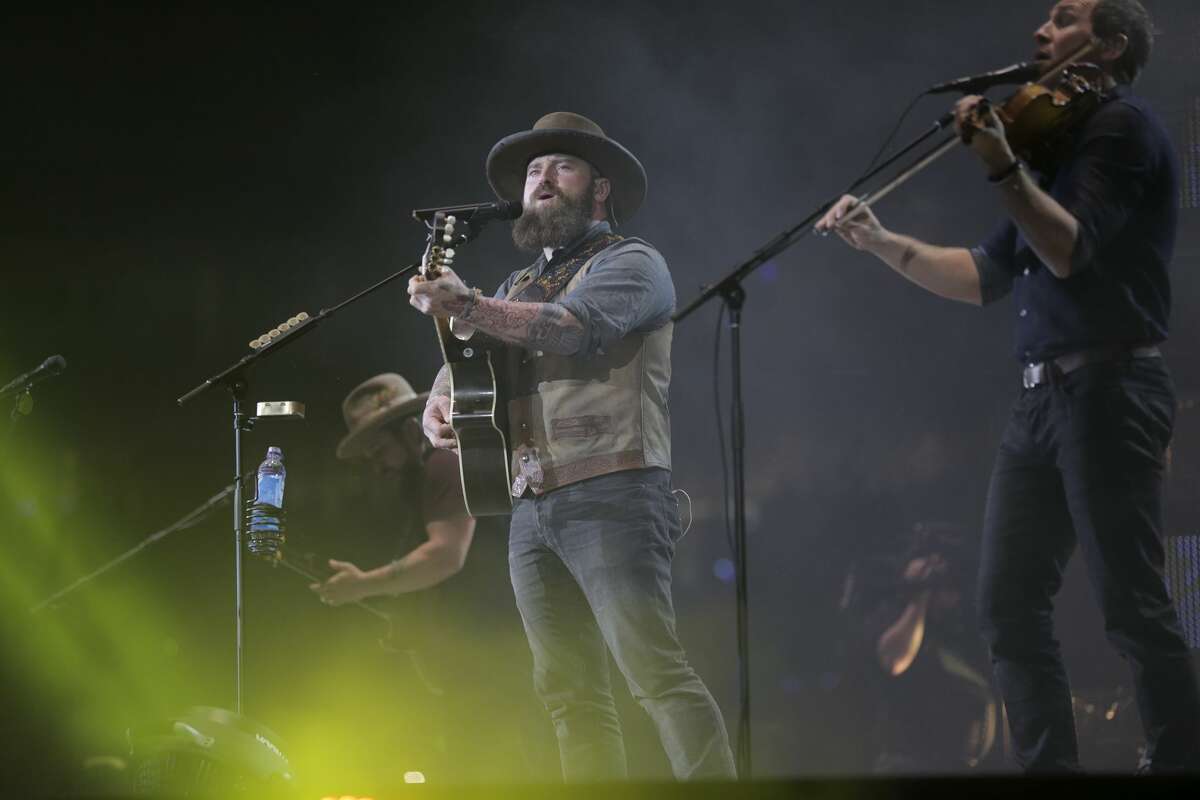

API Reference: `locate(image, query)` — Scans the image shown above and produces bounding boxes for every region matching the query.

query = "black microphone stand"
[29,474,248,614]
[673,107,962,779]
[177,261,421,715]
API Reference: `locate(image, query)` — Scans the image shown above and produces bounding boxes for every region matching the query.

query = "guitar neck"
[432,314,466,364]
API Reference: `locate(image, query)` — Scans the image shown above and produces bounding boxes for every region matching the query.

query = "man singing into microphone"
[817,0,1199,773]
[408,112,736,780]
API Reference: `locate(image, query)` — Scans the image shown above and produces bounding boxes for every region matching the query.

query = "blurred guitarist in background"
[310,373,474,604]
[408,112,735,780]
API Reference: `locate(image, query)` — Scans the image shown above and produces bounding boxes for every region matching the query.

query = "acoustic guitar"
[419,211,513,516]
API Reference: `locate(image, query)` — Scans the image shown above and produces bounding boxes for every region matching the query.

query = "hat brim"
[335,392,429,461]
[486,129,647,223]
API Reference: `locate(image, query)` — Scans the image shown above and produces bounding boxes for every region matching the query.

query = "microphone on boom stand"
[926,61,1042,95]
[1,354,67,400]
[412,199,522,245]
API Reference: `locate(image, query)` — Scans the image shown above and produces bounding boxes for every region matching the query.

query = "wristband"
[459,287,482,320]
[987,160,1022,184]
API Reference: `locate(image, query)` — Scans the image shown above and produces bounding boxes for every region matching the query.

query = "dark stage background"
[2,1,1198,795]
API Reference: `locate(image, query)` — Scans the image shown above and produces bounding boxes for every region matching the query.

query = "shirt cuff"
[970,246,1013,306]
[553,299,596,357]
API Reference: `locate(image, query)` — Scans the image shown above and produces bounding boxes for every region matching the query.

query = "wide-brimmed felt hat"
[336,373,429,460]
[486,111,647,223]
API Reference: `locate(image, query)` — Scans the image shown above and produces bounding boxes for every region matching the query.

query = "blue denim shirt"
[494,221,675,358]
[971,85,1178,363]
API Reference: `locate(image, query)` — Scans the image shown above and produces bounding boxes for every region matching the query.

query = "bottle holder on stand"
[244,501,286,560]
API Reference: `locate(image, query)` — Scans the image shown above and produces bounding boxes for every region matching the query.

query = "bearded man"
[407,112,736,781]
[817,0,1200,774]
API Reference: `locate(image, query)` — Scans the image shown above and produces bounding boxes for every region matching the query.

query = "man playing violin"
[408,112,736,781]
[817,0,1200,774]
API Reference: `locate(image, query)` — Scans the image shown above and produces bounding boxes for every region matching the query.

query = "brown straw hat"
[485,111,647,223]
[335,373,429,460]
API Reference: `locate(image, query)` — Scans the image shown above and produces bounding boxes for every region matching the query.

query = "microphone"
[412,199,522,225]
[926,61,1041,95]
[0,354,67,399]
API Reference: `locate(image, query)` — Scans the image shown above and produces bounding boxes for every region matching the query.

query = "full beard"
[511,187,595,253]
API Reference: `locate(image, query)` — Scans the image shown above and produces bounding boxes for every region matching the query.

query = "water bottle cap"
[266,446,283,459]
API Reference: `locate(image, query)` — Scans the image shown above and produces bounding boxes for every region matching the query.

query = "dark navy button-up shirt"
[971,85,1179,364]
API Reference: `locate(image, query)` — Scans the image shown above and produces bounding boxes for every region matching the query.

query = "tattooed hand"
[409,267,472,317]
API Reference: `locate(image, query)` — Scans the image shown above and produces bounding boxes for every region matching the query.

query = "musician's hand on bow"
[408,267,472,317]
[422,395,458,451]
[310,559,370,606]
[815,194,888,251]
[902,553,947,585]
[954,95,1017,175]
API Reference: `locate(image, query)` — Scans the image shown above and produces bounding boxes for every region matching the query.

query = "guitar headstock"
[420,211,459,280]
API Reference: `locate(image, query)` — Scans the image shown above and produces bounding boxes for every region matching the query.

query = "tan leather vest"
[505,247,672,495]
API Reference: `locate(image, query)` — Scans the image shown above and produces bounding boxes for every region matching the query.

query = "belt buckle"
[511,444,545,497]
[1022,362,1043,389]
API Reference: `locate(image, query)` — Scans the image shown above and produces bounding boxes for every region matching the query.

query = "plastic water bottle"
[247,446,285,557]
[254,446,286,508]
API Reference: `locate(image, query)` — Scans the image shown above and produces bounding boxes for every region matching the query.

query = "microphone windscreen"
[43,355,67,374]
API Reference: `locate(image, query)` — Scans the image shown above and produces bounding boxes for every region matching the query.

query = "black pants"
[978,356,1200,772]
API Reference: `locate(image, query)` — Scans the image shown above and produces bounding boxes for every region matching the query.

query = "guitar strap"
[506,232,624,304]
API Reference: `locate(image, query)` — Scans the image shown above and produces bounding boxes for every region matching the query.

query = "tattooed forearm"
[430,364,452,398]
[461,297,584,355]
[526,305,585,354]
[898,244,917,274]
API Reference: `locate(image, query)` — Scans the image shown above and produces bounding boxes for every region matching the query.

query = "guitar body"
[442,330,512,516]
[421,211,514,517]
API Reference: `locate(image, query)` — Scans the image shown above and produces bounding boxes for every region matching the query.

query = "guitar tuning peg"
[445,249,456,259]
[446,215,457,225]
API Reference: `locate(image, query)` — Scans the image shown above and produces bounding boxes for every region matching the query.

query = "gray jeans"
[508,467,736,780]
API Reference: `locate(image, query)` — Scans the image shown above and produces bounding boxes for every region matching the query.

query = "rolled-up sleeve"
[971,220,1018,306]
[555,241,675,358]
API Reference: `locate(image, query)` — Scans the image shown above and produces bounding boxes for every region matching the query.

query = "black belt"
[1022,345,1161,389]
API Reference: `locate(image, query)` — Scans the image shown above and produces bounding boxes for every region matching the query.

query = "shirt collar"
[1105,83,1130,102]
[541,220,612,267]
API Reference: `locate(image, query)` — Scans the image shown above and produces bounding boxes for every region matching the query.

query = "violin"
[972,62,1106,174]
[821,39,1107,228]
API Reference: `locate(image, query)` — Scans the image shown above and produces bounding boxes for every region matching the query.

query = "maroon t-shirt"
[420,448,468,524]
